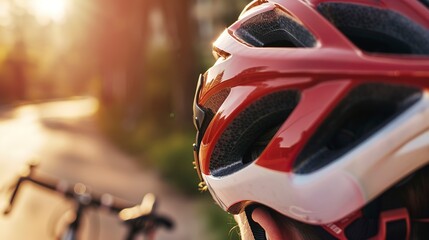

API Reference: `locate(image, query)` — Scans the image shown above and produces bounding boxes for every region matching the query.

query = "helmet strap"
[322,210,363,239]
[321,208,429,240]
[245,205,267,240]
[368,208,410,240]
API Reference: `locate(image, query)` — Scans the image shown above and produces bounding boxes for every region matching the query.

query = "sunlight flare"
[29,0,69,23]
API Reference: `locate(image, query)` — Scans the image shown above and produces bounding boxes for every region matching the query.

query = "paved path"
[0,98,207,240]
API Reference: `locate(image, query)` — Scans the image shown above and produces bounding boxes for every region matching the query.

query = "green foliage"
[98,102,198,192]
[146,132,200,195]
[199,200,241,240]
[98,106,242,239]
[142,45,175,123]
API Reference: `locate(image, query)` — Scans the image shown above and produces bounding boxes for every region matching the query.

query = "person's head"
[192,0,429,239]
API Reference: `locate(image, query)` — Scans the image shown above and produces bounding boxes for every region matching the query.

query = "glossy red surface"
[256,80,353,172]
[196,0,429,176]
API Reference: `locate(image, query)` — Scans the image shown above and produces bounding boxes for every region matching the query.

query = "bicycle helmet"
[193,0,429,237]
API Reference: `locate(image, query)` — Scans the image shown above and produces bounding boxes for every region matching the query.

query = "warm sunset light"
[29,0,69,23]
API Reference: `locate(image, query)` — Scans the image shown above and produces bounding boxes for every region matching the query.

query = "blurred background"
[0,0,249,239]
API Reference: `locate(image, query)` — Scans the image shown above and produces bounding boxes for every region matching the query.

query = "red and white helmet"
[193,0,429,229]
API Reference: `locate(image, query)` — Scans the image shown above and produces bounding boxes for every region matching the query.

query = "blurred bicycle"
[1,161,174,240]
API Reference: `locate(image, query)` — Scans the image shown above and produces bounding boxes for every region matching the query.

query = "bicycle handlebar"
[120,193,174,232]
[4,162,133,215]
[2,162,174,238]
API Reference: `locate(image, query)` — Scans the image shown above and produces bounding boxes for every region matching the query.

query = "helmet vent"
[196,88,231,148]
[420,0,429,9]
[204,88,231,114]
[317,3,429,55]
[294,83,422,174]
[210,90,300,177]
[235,8,316,48]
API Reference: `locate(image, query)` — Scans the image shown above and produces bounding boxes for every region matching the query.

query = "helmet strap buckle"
[369,208,410,240]
[322,210,362,240]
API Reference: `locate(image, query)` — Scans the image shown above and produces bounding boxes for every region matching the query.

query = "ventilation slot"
[294,83,422,174]
[235,8,316,48]
[204,88,231,114]
[318,3,429,55]
[195,88,231,148]
[210,90,300,177]
[420,0,429,9]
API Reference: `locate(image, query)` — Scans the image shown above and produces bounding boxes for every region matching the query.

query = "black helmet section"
[420,0,429,9]
[193,74,231,182]
[234,8,317,48]
[317,2,429,55]
[294,83,422,174]
[210,90,300,177]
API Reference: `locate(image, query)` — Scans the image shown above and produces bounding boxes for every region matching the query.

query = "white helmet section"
[203,91,429,224]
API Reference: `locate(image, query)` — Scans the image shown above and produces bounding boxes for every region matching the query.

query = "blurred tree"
[92,0,198,132]
[160,0,196,128]
[5,40,28,100]
[0,0,104,102]
[219,0,250,26]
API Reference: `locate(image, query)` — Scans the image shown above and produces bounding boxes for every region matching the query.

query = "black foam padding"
[210,90,300,177]
[294,83,421,174]
[420,0,429,9]
[317,3,429,55]
[204,88,231,114]
[235,8,316,48]
[195,88,230,149]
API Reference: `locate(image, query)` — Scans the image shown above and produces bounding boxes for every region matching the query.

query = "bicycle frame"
[2,162,174,240]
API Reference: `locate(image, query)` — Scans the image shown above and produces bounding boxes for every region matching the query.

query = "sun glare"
[29,0,69,24]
